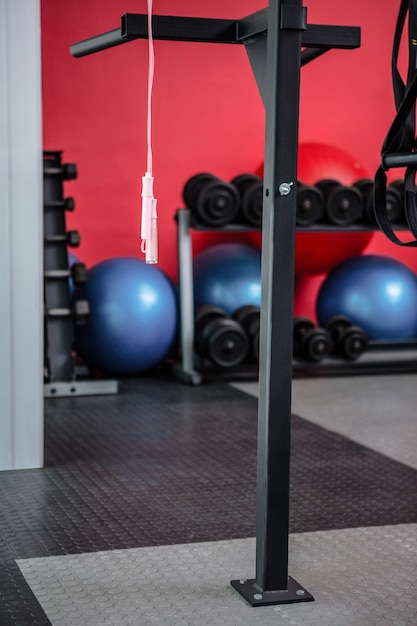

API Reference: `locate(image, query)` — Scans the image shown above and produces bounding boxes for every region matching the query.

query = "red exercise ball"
[253,142,374,276]
[297,142,370,185]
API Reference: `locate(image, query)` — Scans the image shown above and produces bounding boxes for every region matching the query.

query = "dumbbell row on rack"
[293,315,368,362]
[194,306,367,371]
[183,172,407,229]
[183,173,263,228]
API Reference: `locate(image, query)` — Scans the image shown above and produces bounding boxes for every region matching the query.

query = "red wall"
[41,0,417,319]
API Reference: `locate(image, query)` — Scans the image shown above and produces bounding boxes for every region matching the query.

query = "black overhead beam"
[70,10,360,58]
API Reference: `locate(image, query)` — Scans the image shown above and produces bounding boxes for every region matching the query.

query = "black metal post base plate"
[231,577,314,607]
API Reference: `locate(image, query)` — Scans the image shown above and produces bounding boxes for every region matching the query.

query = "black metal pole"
[257,0,303,590]
[231,0,314,605]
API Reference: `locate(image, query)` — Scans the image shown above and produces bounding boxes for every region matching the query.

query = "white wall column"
[0,0,43,469]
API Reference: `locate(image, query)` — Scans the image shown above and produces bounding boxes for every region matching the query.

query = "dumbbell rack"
[173,208,257,385]
[43,151,118,398]
[173,207,417,383]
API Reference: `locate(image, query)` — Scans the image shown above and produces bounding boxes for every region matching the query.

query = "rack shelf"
[174,207,417,384]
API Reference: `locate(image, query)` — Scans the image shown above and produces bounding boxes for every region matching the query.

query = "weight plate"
[304,329,332,362]
[325,314,352,340]
[233,305,260,331]
[293,316,316,359]
[364,185,402,225]
[316,178,340,195]
[233,305,260,361]
[340,326,368,360]
[194,305,228,337]
[231,173,261,190]
[206,318,248,368]
[326,186,362,226]
[251,325,260,362]
[183,173,215,210]
[197,180,240,226]
[293,316,316,336]
[241,184,263,227]
[296,184,324,226]
[353,178,373,196]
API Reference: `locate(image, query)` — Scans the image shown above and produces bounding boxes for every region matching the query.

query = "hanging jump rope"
[374,0,417,245]
[141,0,158,263]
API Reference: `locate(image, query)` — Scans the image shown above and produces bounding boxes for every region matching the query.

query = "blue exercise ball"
[74,257,178,375]
[193,243,262,314]
[316,254,417,340]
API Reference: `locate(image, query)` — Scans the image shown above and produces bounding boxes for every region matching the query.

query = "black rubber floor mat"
[1,375,417,625]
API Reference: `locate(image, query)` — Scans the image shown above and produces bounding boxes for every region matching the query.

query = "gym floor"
[1,371,417,625]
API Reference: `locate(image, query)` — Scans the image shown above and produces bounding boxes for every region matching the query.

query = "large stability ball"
[297,142,370,186]
[316,255,417,340]
[193,243,262,315]
[74,257,177,375]
[253,142,374,276]
[297,143,374,276]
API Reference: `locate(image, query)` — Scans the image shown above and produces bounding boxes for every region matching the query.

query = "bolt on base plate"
[231,576,314,607]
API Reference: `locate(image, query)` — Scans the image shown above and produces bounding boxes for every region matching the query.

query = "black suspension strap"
[374,0,417,245]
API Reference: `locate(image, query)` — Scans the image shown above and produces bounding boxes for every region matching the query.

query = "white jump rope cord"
[140,0,158,263]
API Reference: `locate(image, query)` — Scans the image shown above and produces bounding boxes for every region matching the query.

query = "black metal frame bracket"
[70,9,360,58]
[70,1,360,607]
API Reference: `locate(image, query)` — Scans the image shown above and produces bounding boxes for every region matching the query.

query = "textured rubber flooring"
[17,525,417,626]
[233,374,417,470]
[1,375,417,625]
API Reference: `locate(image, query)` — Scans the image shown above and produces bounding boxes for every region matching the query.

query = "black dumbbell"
[194,305,248,368]
[296,182,324,226]
[73,299,90,325]
[230,174,263,228]
[63,163,78,180]
[293,316,332,362]
[44,230,80,247]
[64,197,76,211]
[43,197,75,211]
[353,178,403,225]
[316,178,363,226]
[67,230,81,247]
[183,173,240,227]
[43,162,78,180]
[325,315,368,360]
[71,262,88,286]
[233,305,260,362]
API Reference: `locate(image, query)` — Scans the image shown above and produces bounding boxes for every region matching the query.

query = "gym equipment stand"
[174,209,417,380]
[43,151,118,398]
[71,1,359,607]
